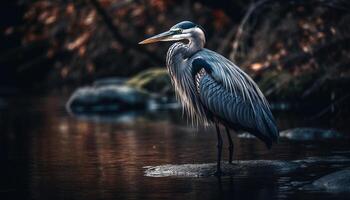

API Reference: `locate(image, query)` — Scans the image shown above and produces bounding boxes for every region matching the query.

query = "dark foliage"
[1,0,349,117]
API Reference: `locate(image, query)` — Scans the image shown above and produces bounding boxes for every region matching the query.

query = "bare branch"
[216,27,235,55]
[229,0,270,61]
[89,0,163,65]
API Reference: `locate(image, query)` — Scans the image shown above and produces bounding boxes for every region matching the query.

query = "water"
[0,96,349,200]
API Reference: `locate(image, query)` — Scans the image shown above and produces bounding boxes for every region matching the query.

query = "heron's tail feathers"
[259,109,279,149]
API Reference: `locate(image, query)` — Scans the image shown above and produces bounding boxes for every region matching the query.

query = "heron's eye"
[172,28,182,34]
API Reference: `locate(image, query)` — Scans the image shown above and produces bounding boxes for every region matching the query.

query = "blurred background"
[1,0,350,119]
[0,0,350,200]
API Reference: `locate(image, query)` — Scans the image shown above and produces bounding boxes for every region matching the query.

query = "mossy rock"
[126,68,173,96]
[66,85,149,114]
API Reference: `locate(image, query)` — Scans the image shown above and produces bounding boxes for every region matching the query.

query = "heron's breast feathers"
[195,68,206,94]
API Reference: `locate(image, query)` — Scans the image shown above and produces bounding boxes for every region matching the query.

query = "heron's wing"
[192,55,279,147]
[194,49,269,109]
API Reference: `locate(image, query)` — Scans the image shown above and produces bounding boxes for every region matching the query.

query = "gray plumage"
[164,21,279,148]
[139,21,279,172]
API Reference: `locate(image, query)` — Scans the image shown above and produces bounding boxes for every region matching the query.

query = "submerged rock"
[298,156,350,164]
[145,156,350,178]
[144,160,300,177]
[312,168,350,192]
[236,128,343,141]
[66,85,150,114]
[280,128,343,141]
[237,132,256,139]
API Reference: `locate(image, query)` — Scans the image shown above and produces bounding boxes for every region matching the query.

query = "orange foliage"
[67,32,91,51]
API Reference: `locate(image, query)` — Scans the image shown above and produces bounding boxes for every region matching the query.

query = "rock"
[280,128,343,141]
[237,132,256,139]
[66,68,176,114]
[144,160,300,177]
[312,168,350,192]
[298,156,350,164]
[66,85,150,114]
[145,156,350,178]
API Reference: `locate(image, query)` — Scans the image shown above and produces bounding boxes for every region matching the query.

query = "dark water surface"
[0,96,349,200]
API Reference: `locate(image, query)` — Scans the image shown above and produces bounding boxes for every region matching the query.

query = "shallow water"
[0,96,349,200]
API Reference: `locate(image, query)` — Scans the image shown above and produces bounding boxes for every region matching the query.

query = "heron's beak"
[139,30,175,44]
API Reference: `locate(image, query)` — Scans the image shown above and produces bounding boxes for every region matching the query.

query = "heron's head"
[139,21,206,46]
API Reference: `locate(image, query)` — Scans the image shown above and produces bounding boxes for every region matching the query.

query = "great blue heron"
[139,21,279,175]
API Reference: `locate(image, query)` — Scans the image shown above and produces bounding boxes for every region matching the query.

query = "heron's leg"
[215,124,223,176]
[225,126,234,164]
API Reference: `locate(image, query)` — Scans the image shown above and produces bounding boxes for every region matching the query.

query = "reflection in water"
[0,96,349,200]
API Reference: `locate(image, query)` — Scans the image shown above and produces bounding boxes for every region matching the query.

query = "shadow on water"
[0,95,349,200]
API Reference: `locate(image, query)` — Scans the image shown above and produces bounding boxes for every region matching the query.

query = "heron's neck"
[186,36,204,57]
[170,37,204,59]
[166,36,204,69]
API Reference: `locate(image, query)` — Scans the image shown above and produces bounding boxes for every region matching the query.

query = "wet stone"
[311,168,350,193]
[279,128,344,141]
[237,132,256,139]
[66,85,150,114]
[144,160,300,177]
